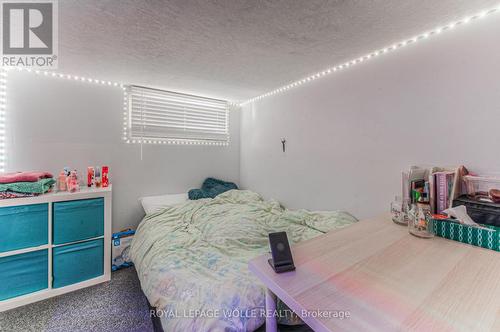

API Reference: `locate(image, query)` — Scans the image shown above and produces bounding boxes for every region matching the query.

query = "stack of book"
[402,165,465,215]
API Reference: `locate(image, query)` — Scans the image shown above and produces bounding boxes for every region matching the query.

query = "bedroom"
[0,0,499,331]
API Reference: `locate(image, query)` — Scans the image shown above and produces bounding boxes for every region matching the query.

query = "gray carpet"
[0,268,153,332]
[0,268,312,332]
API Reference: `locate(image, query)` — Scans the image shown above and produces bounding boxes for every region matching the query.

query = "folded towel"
[0,178,55,194]
[188,178,238,200]
[0,171,53,184]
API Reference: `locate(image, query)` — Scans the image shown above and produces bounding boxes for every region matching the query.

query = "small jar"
[390,196,409,226]
[408,203,434,238]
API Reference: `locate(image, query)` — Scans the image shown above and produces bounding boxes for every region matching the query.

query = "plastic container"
[452,195,500,227]
[112,229,135,271]
[463,175,500,203]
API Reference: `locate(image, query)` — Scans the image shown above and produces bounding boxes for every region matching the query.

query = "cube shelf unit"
[0,186,112,312]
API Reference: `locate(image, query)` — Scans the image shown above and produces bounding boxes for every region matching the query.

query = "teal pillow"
[188,178,238,200]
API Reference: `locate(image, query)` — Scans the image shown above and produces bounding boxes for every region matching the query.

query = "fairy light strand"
[0,69,7,172]
[239,6,500,106]
[4,67,230,146]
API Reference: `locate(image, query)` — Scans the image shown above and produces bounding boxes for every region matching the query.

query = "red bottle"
[102,166,109,188]
[87,167,95,187]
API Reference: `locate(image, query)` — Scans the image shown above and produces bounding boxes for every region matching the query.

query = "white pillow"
[139,193,188,214]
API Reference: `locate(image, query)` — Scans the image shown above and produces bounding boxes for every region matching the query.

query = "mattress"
[130,189,357,332]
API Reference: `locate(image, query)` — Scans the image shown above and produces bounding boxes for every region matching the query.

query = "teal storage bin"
[0,250,48,300]
[52,239,104,288]
[53,198,104,245]
[0,203,48,253]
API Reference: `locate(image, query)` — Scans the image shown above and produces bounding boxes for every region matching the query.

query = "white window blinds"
[126,86,229,145]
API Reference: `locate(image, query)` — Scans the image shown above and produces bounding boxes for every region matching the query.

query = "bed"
[129,189,357,332]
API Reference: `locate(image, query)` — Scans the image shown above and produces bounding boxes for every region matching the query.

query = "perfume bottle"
[66,170,80,193]
[57,171,67,192]
[87,167,95,188]
[102,166,109,188]
[95,167,102,188]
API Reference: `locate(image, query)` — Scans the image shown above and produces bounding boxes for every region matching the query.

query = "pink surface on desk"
[249,214,500,332]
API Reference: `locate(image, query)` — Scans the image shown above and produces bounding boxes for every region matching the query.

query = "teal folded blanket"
[188,178,238,200]
[0,178,55,194]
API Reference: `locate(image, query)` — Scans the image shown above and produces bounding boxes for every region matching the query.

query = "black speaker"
[268,232,295,273]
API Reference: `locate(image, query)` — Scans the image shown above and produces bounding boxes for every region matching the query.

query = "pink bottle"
[87,167,95,188]
[66,170,79,193]
[58,171,67,191]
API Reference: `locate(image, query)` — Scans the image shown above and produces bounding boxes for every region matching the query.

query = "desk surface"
[249,214,500,332]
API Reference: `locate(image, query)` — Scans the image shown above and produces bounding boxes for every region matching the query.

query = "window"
[125,85,229,145]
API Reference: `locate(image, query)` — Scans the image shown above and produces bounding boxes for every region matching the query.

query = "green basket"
[431,218,500,252]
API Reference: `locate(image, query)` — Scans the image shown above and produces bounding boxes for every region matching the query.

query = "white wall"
[240,16,500,220]
[7,71,240,231]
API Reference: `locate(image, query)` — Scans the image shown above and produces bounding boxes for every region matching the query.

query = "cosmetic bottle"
[58,171,67,192]
[63,167,71,177]
[87,167,95,187]
[67,170,80,193]
[102,166,109,188]
[95,167,102,188]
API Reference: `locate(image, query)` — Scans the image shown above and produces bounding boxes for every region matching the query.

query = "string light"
[5,67,230,146]
[5,66,125,88]
[122,86,129,143]
[239,5,500,106]
[0,69,6,172]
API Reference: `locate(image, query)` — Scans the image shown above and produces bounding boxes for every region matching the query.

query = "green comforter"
[130,190,356,332]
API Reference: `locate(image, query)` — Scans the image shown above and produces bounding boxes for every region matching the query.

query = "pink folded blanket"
[0,171,53,184]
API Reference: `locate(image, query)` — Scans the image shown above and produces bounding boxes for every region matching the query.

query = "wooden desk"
[249,214,500,332]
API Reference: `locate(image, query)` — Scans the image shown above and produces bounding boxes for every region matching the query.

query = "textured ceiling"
[59,0,498,101]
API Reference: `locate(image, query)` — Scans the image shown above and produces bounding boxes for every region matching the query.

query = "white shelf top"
[0,185,112,207]
[51,185,112,197]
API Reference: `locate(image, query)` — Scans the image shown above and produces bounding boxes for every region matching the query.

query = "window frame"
[123,85,230,146]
